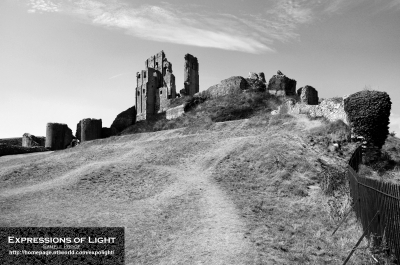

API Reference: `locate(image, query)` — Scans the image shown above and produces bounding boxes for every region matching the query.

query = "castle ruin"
[136,51,176,121]
[80,118,102,142]
[135,51,199,121]
[45,123,73,150]
[182,54,199,96]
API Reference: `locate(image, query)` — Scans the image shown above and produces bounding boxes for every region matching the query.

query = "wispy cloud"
[22,0,400,54]
[108,73,124,80]
[70,2,274,53]
[27,0,59,13]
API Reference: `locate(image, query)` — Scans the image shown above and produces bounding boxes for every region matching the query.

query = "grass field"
[1,102,395,264]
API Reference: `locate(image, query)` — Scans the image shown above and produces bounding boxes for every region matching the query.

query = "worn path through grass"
[0,119,261,264]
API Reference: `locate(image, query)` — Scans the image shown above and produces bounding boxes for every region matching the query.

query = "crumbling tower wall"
[183,54,199,96]
[45,123,72,150]
[136,51,176,120]
[80,118,102,142]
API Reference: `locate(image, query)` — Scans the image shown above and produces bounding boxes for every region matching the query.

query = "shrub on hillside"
[309,119,351,145]
[344,90,391,149]
[245,78,266,91]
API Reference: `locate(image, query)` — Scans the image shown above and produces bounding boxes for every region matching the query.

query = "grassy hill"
[1,92,399,264]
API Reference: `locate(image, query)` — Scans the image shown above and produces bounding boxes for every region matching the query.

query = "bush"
[344,90,391,149]
[309,119,351,144]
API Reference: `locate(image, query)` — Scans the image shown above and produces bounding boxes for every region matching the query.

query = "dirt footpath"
[0,121,260,264]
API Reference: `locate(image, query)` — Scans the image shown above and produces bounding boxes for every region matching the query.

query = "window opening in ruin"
[155,62,158,68]
[137,91,140,96]
[160,90,162,94]
[144,72,146,78]
[138,74,141,78]
[143,89,145,94]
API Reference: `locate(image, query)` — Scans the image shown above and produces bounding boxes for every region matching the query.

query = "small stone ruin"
[80,118,102,142]
[45,123,73,150]
[22,133,45,147]
[267,70,297,96]
[297,85,319,105]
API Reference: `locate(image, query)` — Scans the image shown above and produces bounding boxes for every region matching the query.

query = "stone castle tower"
[135,51,176,121]
[183,54,199,96]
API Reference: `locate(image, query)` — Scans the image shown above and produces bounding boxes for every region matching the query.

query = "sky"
[1,0,400,138]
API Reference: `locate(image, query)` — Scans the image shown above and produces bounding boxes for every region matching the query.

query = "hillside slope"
[0,114,371,264]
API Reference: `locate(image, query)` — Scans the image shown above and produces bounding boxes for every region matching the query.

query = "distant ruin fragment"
[45,123,73,150]
[80,118,102,142]
[183,54,199,97]
[297,85,319,105]
[267,71,296,96]
[22,133,45,147]
[197,76,248,99]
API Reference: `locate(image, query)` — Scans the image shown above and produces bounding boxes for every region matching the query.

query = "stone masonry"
[183,54,199,97]
[267,71,297,96]
[80,118,102,142]
[196,76,248,100]
[297,85,319,105]
[136,51,176,121]
[45,123,73,150]
[135,51,199,121]
[22,133,45,147]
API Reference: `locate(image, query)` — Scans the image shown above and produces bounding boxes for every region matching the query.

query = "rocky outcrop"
[22,133,45,147]
[166,104,185,120]
[196,76,248,99]
[297,85,318,105]
[267,71,296,96]
[110,106,136,133]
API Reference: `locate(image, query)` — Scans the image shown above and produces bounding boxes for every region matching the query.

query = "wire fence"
[347,145,400,262]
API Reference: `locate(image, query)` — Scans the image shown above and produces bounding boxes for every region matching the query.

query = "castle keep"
[135,51,199,121]
[135,51,176,121]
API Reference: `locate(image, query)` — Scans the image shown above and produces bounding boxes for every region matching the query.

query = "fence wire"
[347,145,400,262]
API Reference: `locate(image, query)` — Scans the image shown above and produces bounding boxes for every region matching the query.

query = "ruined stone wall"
[80,118,102,142]
[267,71,296,96]
[184,54,199,96]
[308,99,349,124]
[156,87,171,113]
[297,86,318,105]
[22,133,45,147]
[196,76,247,99]
[166,104,185,120]
[136,51,176,121]
[275,98,349,125]
[136,69,155,119]
[76,121,81,142]
[45,123,72,150]
[163,71,176,98]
